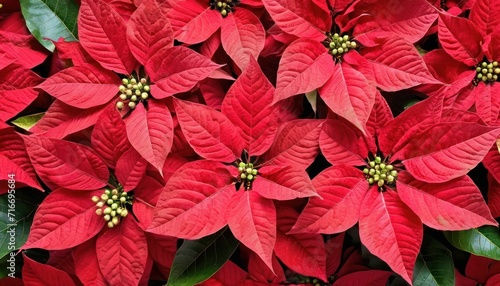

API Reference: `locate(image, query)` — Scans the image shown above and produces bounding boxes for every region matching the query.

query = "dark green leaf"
[444,226,500,260]
[11,113,45,131]
[19,0,79,51]
[167,227,239,286]
[0,189,45,260]
[413,235,454,286]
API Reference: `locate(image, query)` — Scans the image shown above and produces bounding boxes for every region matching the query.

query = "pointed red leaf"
[397,172,497,230]
[262,119,323,168]
[73,238,107,285]
[30,100,107,139]
[438,13,484,66]
[37,64,120,109]
[167,0,222,45]
[252,165,317,200]
[393,123,500,183]
[487,173,500,218]
[361,37,440,91]
[22,254,76,286]
[319,63,376,133]
[221,57,278,156]
[0,154,41,191]
[247,252,285,283]
[54,39,97,67]
[333,270,392,286]
[366,91,393,140]
[227,190,276,273]
[359,189,423,285]
[0,30,48,69]
[261,0,331,41]
[125,101,173,173]
[474,83,500,124]
[115,148,148,192]
[147,161,234,239]
[199,260,247,285]
[146,234,178,269]
[274,39,335,103]
[23,136,109,190]
[291,165,367,234]
[96,218,148,286]
[78,0,136,74]
[147,46,222,98]
[127,0,173,66]
[0,62,42,121]
[22,189,106,250]
[326,233,344,276]
[91,104,130,168]
[220,8,265,70]
[174,99,243,163]
[275,207,327,281]
[319,119,368,166]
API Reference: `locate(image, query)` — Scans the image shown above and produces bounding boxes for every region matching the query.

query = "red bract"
[265,0,438,133]
[291,94,499,284]
[32,0,220,172]
[147,59,320,272]
[455,254,500,285]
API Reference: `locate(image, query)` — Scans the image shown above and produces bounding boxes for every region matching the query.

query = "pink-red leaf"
[318,63,376,133]
[274,39,335,103]
[147,46,222,99]
[275,207,327,281]
[291,165,367,234]
[397,172,497,230]
[221,57,278,157]
[37,64,121,109]
[220,9,265,70]
[438,13,484,66]
[261,0,331,41]
[474,83,500,124]
[23,136,109,190]
[22,189,106,250]
[262,119,323,168]
[359,188,423,285]
[96,218,148,286]
[78,0,136,74]
[127,0,174,66]
[253,165,317,200]
[227,190,276,273]
[319,119,368,166]
[147,161,234,239]
[333,270,392,286]
[22,254,76,286]
[115,148,148,192]
[73,238,107,285]
[125,101,173,173]
[174,99,243,163]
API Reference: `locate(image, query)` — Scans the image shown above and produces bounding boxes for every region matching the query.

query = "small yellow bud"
[131,95,138,102]
[104,207,111,215]
[101,194,109,201]
[247,174,254,181]
[116,101,124,109]
[129,102,136,109]
[107,199,113,205]
[378,179,385,187]
[121,209,129,217]
[122,78,129,85]
[92,196,100,203]
[119,94,127,100]
[338,47,344,53]
[141,92,148,100]
[143,85,150,92]
[95,209,103,215]
[221,9,227,16]
[141,78,147,84]
[112,216,120,225]
[96,201,104,208]
[120,196,126,202]
[111,210,116,217]
[119,85,126,92]
[107,221,114,228]
[104,214,111,221]
[130,78,137,85]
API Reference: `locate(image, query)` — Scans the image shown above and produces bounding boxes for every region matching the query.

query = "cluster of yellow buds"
[237,162,258,190]
[362,156,398,190]
[116,77,150,110]
[324,32,357,60]
[209,0,238,17]
[475,61,500,84]
[92,188,132,228]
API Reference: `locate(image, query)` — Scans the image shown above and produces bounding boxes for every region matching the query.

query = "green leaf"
[413,235,455,286]
[11,113,45,131]
[0,189,45,260]
[167,227,239,286]
[444,226,500,260]
[19,0,79,51]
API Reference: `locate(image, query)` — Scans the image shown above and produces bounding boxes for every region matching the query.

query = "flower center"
[362,156,398,191]
[323,32,357,62]
[209,0,239,17]
[237,161,258,190]
[92,186,133,228]
[474,60,499,85]
[116,77,150,110]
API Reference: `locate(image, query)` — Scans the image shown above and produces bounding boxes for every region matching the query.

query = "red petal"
[227,191,276,272]
[73,238,107,285]
[125,101,173,173]
[78,0,136,74]
[115,148,148,192]
[274,39,335,103]
[174,98,243,162]
[359,188,423,284]
[398,172,497,230]
[23,136,109,190]
[471,0,500,38]
[319,119,368,166]
[474,83,500,124]
[127,0,174,66]
[22,254,76,286]
[221,57,278,156]
[247,252,285,283]
[487,172,500,218]
[253,165,317,200]
[22,189,106,250]
[199,260,247,285]
[0,30,48,69]
[220,9,265,70]
[291,165,367,234]
[96,218,148,286]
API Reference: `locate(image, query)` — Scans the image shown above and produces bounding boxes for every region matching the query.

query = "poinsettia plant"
[1,0,500,285]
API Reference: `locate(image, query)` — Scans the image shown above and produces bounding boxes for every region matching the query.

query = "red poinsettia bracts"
[291,94,499,284]
[147,58,321,272]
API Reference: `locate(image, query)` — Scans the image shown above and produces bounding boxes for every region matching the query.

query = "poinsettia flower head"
[291,94,499,284]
